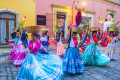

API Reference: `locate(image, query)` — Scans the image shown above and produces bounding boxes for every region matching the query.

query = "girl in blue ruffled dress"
[63,27,84,74]
[17,33,63,80]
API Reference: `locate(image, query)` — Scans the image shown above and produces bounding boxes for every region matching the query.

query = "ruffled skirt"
[82,43,110,66]
[63,47,84,74]
[17,52,63,80]
[8,45,26,65]
[105,43,117,59]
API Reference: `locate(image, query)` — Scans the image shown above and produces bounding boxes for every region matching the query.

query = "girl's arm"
[42,46,48,53]
[8,40,14,43]
[67,29,70,39]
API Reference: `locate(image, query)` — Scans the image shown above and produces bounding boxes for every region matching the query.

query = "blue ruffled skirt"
[63,47,84,74]
[82,43,110,66]
[17,52,63,80]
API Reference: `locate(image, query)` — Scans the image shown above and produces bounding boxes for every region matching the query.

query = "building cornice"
[94,0,120,8]
[103,0,120,6]
[52,4,72,9]
[52,4,96,14]
[107,9,117,13]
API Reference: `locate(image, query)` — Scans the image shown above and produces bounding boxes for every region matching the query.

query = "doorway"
[56,12,67,38]
[0,12,16,45]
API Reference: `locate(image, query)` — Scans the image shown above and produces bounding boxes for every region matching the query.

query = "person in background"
[11,29,16,39]
[49,30,65,58]
[105,28,119,60]
[39,29,50,54]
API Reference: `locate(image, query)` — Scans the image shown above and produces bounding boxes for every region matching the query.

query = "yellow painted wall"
[0,0,36,39]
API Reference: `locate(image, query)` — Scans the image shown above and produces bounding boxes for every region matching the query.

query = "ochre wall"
[0,0,36,39]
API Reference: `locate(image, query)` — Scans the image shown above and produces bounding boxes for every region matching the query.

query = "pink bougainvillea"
[69,23,76,27]
[76,11,82,27]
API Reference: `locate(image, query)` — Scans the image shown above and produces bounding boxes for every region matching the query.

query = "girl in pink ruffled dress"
[6,32,26,66]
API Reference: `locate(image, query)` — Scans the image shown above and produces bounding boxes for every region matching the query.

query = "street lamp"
[82,2,86,10]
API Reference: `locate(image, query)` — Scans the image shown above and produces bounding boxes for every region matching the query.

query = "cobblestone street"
[0,41,120,80]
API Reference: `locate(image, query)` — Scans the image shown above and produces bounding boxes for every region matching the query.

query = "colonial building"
[36,0,120,38]
[0,0,120,47]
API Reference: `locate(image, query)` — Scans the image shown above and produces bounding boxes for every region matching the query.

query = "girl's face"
[43,33,46,37]
[16,32,20,38]
[110,33,113,37]
[31,35,37,42]
[92,32,97,36]
[72,34,77,39]
[107,15,112,21]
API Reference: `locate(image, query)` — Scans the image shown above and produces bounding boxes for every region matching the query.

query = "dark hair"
[92,31,97,34]
[43,31,47,35]
[32,33,38,37]
[73,32,77,35]
[17,31,21,35]
[105,18,107,21]
[109,13,113,18]
[109,31,115,36]
[17,30,21,34]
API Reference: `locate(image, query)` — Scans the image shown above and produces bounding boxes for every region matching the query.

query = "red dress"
[100,32,108,47]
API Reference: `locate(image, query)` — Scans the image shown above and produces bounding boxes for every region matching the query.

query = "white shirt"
[40,36,48,42]
[103,21,111,31]
[90,37,95,44]
[69,37,79,48]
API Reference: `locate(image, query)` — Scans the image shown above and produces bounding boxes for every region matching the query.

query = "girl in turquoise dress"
[82,27,110,66]
[17,33,63,80]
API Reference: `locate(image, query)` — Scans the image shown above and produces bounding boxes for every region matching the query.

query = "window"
[0,13,16,44]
